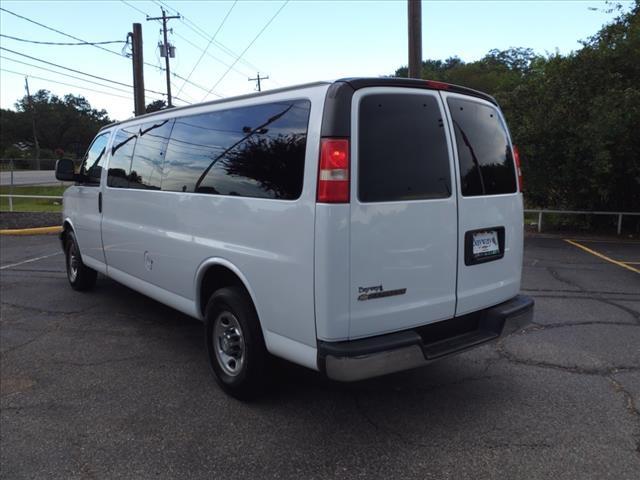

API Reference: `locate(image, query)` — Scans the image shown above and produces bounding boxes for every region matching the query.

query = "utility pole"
[147,8,180,107]
[248,72,269,92]
[24,77,40,169]
[408,0,422,79]
[130,23,146,116]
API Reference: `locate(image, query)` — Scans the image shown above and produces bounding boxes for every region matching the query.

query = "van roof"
[100,77,497,131]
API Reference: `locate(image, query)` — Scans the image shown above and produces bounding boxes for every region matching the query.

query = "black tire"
[64,230,97,291]
[204,286,268,400]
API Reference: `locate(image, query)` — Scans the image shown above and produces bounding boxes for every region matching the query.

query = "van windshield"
[447,97,517,196]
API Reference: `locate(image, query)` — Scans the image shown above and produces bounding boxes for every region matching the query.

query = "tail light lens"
[513,145,523,191]
[317,138,349,203]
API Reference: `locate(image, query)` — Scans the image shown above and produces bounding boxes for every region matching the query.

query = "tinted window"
[107,126,137,188]
[358,94,451,202]
[447,97,516,196]
[162,100,311,199]
[80,131,110,185]
[129,120,173,190]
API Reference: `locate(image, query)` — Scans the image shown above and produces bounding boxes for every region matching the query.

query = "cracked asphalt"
[1,234,639,479]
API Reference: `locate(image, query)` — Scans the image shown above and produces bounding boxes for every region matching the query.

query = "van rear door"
[349,88,458,339]
[442,92,523,315]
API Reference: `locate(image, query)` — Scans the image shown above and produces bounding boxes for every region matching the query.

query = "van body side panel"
[348,87,458,339]
[442,91,523,315]
[101,85,328,353]
[314,204,351,341]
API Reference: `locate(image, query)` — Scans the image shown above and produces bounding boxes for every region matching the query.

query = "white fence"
[0,194,63,212]
[1,196,638,235]
[524,209,640,235]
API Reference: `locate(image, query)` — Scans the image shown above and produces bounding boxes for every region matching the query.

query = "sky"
[0,0,631,120]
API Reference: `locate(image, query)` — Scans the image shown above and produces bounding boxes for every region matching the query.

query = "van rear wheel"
[64,230,97,291]
[204,287,268,400]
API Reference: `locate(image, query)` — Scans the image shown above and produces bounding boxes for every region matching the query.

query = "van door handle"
[98,192,102,213]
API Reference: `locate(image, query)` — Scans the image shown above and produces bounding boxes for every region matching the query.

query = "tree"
[145,100,167,113]
[1,90,111,158]
[394,1,640,222]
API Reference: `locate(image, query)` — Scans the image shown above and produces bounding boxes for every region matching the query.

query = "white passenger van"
[57,78,533,398]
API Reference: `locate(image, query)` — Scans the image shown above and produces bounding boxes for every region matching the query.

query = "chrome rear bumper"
[318,294,534,382]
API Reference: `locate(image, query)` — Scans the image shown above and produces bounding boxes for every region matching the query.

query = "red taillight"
[513,145,523,191]
[317,138,349,203]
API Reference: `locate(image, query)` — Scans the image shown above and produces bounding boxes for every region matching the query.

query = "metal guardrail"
[1,196,638,235]
[524,209,640,235]
[0,194,63,212]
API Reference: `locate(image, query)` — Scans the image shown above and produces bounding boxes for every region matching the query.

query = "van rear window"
[447,97,517,196]
[358,94,451,203]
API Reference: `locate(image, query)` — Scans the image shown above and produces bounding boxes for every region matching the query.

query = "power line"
[120,0,225,99]
[120,0,149,17]
[1,68,134,100]
[153,0,258,75]
[202,1,289,101]
[0,55,154,98]
[0,46,165,95]
[0,6,127,59]
[0,47,193,105]
[176,0,237,98]
[1,6,202,101]
[0,33,126,46]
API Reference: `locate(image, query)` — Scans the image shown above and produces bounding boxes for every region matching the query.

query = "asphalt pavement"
[1,234,639,479]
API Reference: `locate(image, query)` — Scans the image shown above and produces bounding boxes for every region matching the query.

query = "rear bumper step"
[318,294,534,382]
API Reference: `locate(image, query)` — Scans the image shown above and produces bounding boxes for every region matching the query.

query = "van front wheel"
[64,231,97,291]
[204,287,268,400]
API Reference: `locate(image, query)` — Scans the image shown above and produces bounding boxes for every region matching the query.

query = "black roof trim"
[99,80,331,132]
[336,77,498,105]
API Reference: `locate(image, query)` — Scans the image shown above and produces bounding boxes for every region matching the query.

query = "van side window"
[161,100,311,199]
[107,126,138,188]
[358,94,452,202]
[447,98,517,196]
[79,131,110,185]
[129,120,173,190]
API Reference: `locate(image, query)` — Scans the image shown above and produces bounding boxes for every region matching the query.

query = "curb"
[0,226,63,236]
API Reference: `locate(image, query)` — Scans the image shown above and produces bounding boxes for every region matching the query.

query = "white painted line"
[0,252,62,270]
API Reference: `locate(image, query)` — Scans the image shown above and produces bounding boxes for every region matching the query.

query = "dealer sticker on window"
[472,230,500,258]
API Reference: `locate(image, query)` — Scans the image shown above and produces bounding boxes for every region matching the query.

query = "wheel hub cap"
[213,312,245,376]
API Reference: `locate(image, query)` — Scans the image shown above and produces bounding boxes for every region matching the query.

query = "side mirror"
[55,158,77,181]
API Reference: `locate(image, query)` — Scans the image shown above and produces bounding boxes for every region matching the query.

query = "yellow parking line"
[565,239,639,274]
[0,226,62,236]
[624,261,640,265]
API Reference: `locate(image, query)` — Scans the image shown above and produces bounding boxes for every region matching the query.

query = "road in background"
[1,234,639,479]
[0,170,57,186]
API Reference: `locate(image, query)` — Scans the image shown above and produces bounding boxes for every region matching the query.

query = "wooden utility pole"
[24,77,40,168]
[131,23,146,116]
[147,8,180,107]
[408,0,422,79]
[248,72,269,92]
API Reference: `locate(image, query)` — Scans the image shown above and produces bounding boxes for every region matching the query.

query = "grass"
[0,185,67,212]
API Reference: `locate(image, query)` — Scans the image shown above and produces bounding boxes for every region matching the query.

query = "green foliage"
[395,1,640,214]
[0,185,67,212]
[146,99,167,113]
[0,90,111,159]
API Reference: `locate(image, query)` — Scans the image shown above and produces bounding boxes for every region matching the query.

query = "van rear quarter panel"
[100,85,329,353]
